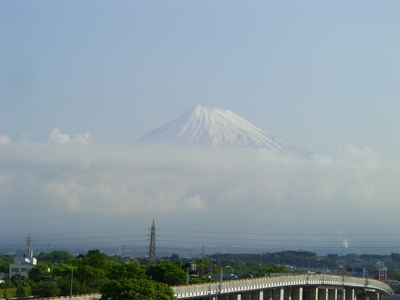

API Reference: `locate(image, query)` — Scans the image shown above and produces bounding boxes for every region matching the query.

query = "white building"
[9,236,37,280]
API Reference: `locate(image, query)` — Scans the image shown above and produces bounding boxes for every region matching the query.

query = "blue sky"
[1,1,400,255]
[2,0,400,159]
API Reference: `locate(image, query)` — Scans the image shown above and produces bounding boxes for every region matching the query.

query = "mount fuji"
[136,105,312,158]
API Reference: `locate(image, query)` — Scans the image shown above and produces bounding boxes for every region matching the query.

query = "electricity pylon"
[148,220,156,260]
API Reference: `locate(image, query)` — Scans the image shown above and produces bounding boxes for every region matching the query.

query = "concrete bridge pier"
[265,288,277,300]
[219,294,243,300]
[348,288,356,300]
[253,290,263,300]
[366,290,381,300]
[238,292,251,300]
[308,287,319,300]
[329,289,338,300]
[299,287,304,300]
[278,287,305,300]
[320,288,329,300]
[282,287,302,300]
[224,289,276,300]
[286,288,293,300]
[246,290,264,300]
[233,294,242,300]
[363,292,370,300]
[355,289,381,300]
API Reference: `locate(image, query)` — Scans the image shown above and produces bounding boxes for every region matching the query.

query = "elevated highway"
[173,274,393,300]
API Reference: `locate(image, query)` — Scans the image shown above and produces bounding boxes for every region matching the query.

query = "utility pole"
[148,220,156,260]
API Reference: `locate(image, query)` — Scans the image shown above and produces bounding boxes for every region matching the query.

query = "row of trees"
[1,249,291,299]
[1,250,182,299]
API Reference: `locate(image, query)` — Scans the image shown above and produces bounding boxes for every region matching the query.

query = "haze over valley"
[2,105,399,256]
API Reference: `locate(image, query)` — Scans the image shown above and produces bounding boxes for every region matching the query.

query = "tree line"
[1,250,400,299]
[1,250,179,299]
[0,249,293,299]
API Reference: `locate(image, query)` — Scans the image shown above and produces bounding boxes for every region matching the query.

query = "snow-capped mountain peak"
[136,105,311,157]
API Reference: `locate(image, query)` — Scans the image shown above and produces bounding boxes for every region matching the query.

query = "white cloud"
[0,135,12,145]
[183,194,206,211]
[1,142,399,254]
[49,128,71,144]
[338,143,383,164]
[49,128,92,145]
[75,131,92,145]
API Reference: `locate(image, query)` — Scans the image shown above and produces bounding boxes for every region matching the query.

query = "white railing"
[173,274,393,299]
[3,293,102,300]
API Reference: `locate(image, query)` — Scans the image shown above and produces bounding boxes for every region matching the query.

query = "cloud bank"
[1,129,399,254]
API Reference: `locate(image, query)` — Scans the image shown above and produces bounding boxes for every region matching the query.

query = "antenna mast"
[148,220,156,260]
[26,234,31,256]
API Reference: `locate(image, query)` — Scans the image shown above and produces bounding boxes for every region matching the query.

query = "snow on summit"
[136,105,312,157]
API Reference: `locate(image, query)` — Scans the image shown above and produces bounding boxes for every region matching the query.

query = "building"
[9,236,37,280]
[375,268,388,281]
[339,266,366,278]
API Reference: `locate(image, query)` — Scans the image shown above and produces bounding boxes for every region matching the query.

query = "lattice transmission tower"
[148,220,156,260]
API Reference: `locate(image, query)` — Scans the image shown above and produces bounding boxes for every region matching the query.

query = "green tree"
[10,274,24,287]
[52,263,82,296]
[75,264,106,293]
[390,272,400,281]
[37,251,75,264]
[80,249,109,269]
[108,264,146,281]
[146,263,186,286]
[0,280,15,289]
[56,277,86,296]
[0,286,17,299]
[100,278,175,300]
[28,262,51,282]
[16,282,31,297]
[73,249,114,293]
[0,254,13,273]
[261,264,291,276]
[124,258,141,266]
[188,276,211,284]
[32,281,61,297]
[53,263,73,277]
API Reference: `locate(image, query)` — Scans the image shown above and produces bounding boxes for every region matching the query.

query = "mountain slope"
[136,105,312,157]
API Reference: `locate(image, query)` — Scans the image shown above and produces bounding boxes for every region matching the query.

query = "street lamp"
[208,256,213,300]
[260,252,266,277]
[299,249,309,273]
[275,254,280,273]
[69,264,73,299]
[320,263,326,274]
